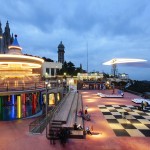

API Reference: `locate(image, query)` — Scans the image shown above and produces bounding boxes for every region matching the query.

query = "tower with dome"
[58,41,65,63]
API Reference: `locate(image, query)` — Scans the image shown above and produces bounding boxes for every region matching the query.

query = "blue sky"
[0,0,150,80]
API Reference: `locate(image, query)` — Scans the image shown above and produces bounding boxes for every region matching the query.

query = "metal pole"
[45,84,48,137]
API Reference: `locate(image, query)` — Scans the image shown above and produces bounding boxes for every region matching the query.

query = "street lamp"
[45,80,51,138]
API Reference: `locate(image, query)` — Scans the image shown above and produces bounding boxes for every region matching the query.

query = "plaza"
[0,90,150,150]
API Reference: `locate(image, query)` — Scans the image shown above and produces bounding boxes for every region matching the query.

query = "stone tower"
[58,41,65,64]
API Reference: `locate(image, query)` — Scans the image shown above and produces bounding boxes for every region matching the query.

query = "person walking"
[84,105,88,114]
[86,127,92,135]
[49,129,55,145]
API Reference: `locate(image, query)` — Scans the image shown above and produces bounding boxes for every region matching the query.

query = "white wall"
[42,62,62,77]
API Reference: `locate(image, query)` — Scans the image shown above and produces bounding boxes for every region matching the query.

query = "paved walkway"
[0,90,150,150]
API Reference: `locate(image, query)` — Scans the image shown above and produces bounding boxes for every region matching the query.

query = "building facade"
[42,61,62,78]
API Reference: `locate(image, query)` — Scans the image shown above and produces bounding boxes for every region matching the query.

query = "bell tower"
[58,41,65,64]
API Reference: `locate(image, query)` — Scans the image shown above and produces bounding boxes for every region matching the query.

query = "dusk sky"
[0,0,150,80]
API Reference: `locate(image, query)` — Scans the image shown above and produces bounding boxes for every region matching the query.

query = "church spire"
[0,21,3,54]
[0,21,2,36]
[5,21,10,33]
[3,21,11,53]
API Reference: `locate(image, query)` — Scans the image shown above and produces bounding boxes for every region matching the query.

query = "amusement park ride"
[103,58,147,77]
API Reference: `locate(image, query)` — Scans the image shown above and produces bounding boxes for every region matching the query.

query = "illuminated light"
[57,93,60,101]
[82,95,90,98]
[103,58,147,65]
[88,107,97,112]
[82,92,89,94]
[11,106,15,119]
[0,54,44,62]
[17,96,21,118]
[0,53,44,79]
[87,99,96,103]
[8,45,22,50]
[12,95,15,105]
[0,62,41,67]
[21,94,26,105]
[0,54,44,68]
[90,131,103,138]
[49,93,55,105]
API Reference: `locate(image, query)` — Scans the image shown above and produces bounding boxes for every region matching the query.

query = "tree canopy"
[58,61,84,76]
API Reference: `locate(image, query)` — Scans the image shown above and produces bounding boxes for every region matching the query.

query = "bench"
[53,92,76,123]
[76,94,84,127]
[61,92,78,129]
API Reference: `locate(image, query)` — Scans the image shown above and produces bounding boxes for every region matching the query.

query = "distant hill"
[126,80,150,93]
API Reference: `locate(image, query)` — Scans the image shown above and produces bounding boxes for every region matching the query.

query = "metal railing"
[29,108,55,134]
[29,91,71,134]
[0,81,63,92]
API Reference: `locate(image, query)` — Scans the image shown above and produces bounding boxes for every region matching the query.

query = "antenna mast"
[87,42,88,73]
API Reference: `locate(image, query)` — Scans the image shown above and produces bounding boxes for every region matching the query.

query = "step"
[69,130,85,139]
[50,124,62,128]
[51,121,62,125]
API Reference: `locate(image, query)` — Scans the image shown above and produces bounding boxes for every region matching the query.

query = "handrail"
[0,81,63,92]
[29,91,71,134]
[52,91,71,115]
[29,108,55,134]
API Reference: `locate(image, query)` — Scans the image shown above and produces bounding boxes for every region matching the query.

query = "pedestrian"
[141,101,144,110]
[84,105,88,114]
[49,129,55,145]
[73,122,78,130]
[90,125,93,131]
[77,109,83,117]
[86,127,92,135]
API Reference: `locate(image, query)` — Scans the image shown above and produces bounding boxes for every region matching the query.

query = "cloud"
[0,0,150,80]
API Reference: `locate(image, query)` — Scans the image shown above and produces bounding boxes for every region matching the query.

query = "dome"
[8,34,22,55]
[58,41,65,49]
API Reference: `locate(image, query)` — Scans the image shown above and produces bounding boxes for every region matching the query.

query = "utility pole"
[87,42,88,73]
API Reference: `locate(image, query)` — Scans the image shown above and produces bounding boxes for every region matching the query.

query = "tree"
[67,61,75,75]
[57,61,80,76]
[42,57,54,62]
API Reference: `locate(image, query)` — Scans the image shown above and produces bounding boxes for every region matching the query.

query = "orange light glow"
[8,45,22,50]
[88,107,97,112]
[0,54,44,78]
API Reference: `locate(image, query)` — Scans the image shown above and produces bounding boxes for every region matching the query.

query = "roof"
[58,41,65,49]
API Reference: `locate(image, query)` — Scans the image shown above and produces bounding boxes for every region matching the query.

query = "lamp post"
[45,79,51,138]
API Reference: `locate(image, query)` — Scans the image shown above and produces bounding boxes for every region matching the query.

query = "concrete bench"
[76,94,84,128]
[53,92,76,123]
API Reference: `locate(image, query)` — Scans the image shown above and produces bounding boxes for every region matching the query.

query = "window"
[51,68,54,76]
[46,68,49,74]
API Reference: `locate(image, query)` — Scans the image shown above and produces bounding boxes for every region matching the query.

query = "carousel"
[0,35,44,121]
